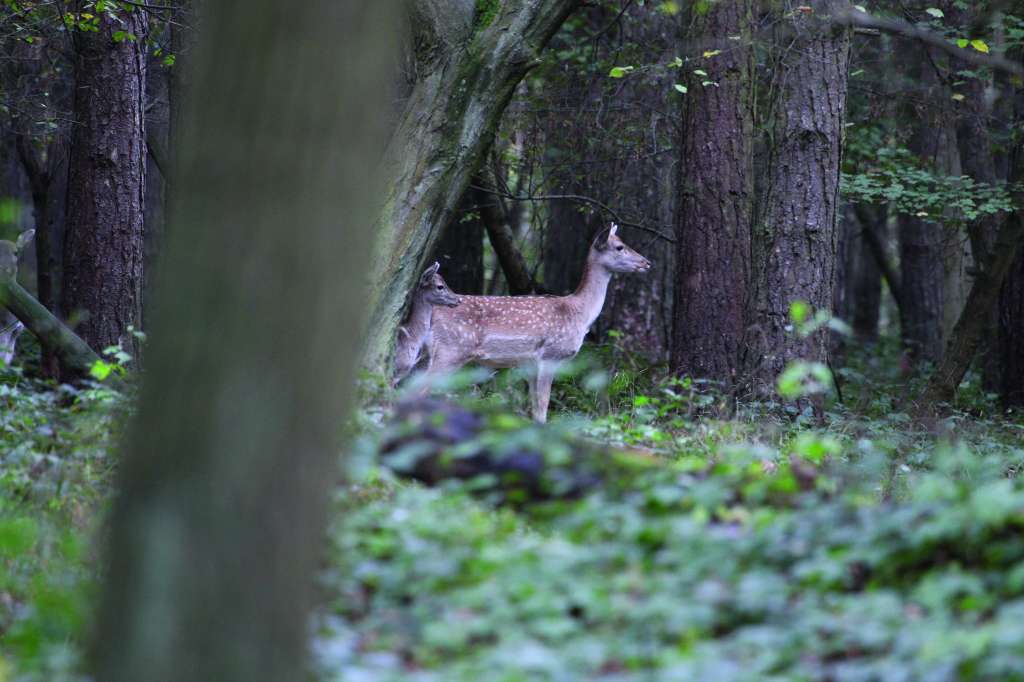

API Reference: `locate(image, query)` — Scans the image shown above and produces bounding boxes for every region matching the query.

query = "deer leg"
[531,362,555,423]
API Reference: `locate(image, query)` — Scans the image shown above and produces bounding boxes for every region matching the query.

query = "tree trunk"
[360,0,579,374]
[430,186,485,295]
[921,210,1023,406]
[897,37,962,366]
[92,3,395,681]
[850,204,884,341]
[742,1,851,397]
[543,192,592,295]
[63,7,148,362]
[14,136,60,376]
[998,247,1024,407]
[670,0,753,387]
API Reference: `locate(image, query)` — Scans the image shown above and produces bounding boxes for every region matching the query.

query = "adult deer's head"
[418,262,460,307]
[590,223,651,274]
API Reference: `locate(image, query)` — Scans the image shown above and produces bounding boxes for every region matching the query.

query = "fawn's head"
[418,262,460,307]
[590,223,651,274]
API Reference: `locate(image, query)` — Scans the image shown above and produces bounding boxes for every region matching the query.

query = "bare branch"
[471,185,677,244]
[832,3,1024,77]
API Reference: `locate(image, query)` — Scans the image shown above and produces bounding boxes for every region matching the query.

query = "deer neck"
[404,296,433,340]
[571,258,612,330]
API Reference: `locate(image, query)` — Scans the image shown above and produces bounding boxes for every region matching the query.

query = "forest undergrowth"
[2,333,1024,681]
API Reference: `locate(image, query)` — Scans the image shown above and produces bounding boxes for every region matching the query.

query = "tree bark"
[14,135,61,376]
[998,247,1024,408]
[478,186,538,295]
[897,33,963,366]
[63,6,148,362]
[92,3,395,681]
[742,1,851,396]
[921,210,1023,406]
[360,0,580,373]
[671,0,753,387]
[850,204,884,341]
[430,186,485,294]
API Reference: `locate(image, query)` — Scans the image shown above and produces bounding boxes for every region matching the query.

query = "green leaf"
[957,38,969,48]
[702,49,721,58]
[608,65,633,78]
[925,8,944,18]
[90,360,113,381]
[970,39,990,53]
[673,83,688,94]
[789,300,810,324]
[693,69,708,77]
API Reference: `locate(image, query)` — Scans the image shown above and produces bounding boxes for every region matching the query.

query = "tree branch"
[832,3,1024,76]
[853,203,903,310]
[471,184,676,244]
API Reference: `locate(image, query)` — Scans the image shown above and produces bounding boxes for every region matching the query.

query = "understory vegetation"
[3,333,1023,681]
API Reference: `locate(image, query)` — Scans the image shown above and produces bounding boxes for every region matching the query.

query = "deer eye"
[436,284,443,289]
[616,245,624,252]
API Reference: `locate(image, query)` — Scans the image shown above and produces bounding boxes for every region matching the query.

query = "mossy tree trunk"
[360,0,580,374]
[92,3,395,681]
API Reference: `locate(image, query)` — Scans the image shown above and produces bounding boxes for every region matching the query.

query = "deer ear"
[593,226,611,250]
[609,223,618,237]
[14,230,34,254]
[419,261,439,285]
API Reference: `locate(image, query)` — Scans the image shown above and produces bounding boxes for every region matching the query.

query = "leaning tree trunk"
[742,1,851,397]
[360,0,579,374]
[921,119,1024,406]
[92,3,395,681]
[670,0,753,388]
[63,6,147,362]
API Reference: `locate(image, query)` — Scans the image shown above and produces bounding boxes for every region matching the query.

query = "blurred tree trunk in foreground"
[671,0,753,389]
[93,3,395,682]
[62,4,148,363]
[742,0,851,397]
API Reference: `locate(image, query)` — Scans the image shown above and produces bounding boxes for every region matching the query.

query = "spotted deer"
[393,262,460,385]
[0,230,33,366]
[426,224,651,422]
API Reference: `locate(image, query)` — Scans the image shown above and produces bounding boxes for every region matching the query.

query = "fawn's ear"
[419,261,440,285]
[14,230,34,254]
[592,225,612,250]
[608,222,618,237]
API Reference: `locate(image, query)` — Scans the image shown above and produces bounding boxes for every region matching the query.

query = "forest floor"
[2,334,1024,681]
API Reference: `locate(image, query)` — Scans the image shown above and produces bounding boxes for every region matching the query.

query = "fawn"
[426,224,650,422]
[393,261,460,385]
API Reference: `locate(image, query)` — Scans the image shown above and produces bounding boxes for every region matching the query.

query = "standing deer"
[0,230,33,366]
[393,262,460,385]
[426,224,651,422]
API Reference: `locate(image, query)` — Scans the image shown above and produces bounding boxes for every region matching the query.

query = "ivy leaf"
[673,83,688,94]
[925,7,944,18]
[970,39,990,53]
